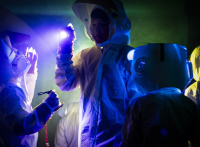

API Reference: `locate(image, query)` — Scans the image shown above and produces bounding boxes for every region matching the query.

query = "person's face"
[90,18,110,43]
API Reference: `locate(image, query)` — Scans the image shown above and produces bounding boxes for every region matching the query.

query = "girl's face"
[90,18,110,43]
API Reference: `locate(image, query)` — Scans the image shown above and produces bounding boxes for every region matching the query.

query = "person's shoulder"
[129,93,153,107]
[136,92,155,102]
[74,46,94,59]
[1,82,20,93]
[78,45,95,54]
[0,82,25,99]
[130,90,169,107]
[62,103,79,122]
[80,47,91,53]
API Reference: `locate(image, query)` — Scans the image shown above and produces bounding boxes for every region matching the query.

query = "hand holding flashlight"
[58,23,76,54]
[39,90,64,112]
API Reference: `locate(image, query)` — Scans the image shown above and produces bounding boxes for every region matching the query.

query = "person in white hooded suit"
[54,0,135,146]
[122,43,200,147]
[55,102,79,147]
[0,31,62,147]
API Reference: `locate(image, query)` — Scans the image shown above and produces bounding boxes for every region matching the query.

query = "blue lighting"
[160,128,168,137]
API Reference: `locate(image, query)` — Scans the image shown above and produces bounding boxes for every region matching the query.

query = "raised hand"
[26,47,38,74]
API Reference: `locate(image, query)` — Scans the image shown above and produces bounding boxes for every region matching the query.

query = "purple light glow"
[60,30,69,39]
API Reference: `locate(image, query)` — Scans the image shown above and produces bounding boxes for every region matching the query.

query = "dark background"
[0,0,200,146]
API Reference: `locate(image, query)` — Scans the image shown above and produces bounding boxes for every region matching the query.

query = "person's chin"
[96,41,103,43]
[95,38,106,44]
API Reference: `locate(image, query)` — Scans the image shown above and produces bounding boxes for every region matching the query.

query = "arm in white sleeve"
[25,72,38,104]
[13,103,53,136]
[1,85,53,136]
[55,52,82,91]
[16,71,38,106]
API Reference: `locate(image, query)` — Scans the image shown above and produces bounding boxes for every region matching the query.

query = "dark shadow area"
[185,0,200,58]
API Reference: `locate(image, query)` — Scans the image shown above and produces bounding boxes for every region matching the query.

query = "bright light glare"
[127,49,135,60]
[60,31,68,39]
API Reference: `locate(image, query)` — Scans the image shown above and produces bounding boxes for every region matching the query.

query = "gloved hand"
[26,47,38,74]
[43,90,62,112]
[58,23,76,54]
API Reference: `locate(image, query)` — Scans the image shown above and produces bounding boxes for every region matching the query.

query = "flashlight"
[59,30,69,39]
[58,23,76,54]
[38,90,64,111]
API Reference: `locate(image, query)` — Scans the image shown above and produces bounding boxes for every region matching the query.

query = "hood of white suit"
[127,43,192,94]
[72,0,131,47]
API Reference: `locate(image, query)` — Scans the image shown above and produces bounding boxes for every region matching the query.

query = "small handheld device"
[38,90,64,111]
[38,90,53,95]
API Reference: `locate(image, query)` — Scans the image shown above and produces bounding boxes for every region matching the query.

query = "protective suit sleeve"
[13,103,52,136]
[54,52,82,91]
[122,99,142,147]
[54,117,68,147]
[25,72,38,104]
[0,85,53,136]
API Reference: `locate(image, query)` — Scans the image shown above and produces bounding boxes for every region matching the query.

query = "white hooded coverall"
[122,43,200,147]
[55,102,79,147]
[54,1,135,146]
[0,72,53,147]
[55,44,134,146]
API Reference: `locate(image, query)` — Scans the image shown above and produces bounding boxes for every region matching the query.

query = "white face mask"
[0,39,30,83]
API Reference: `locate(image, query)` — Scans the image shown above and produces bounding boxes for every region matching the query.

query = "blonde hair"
[190,45,200,81]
